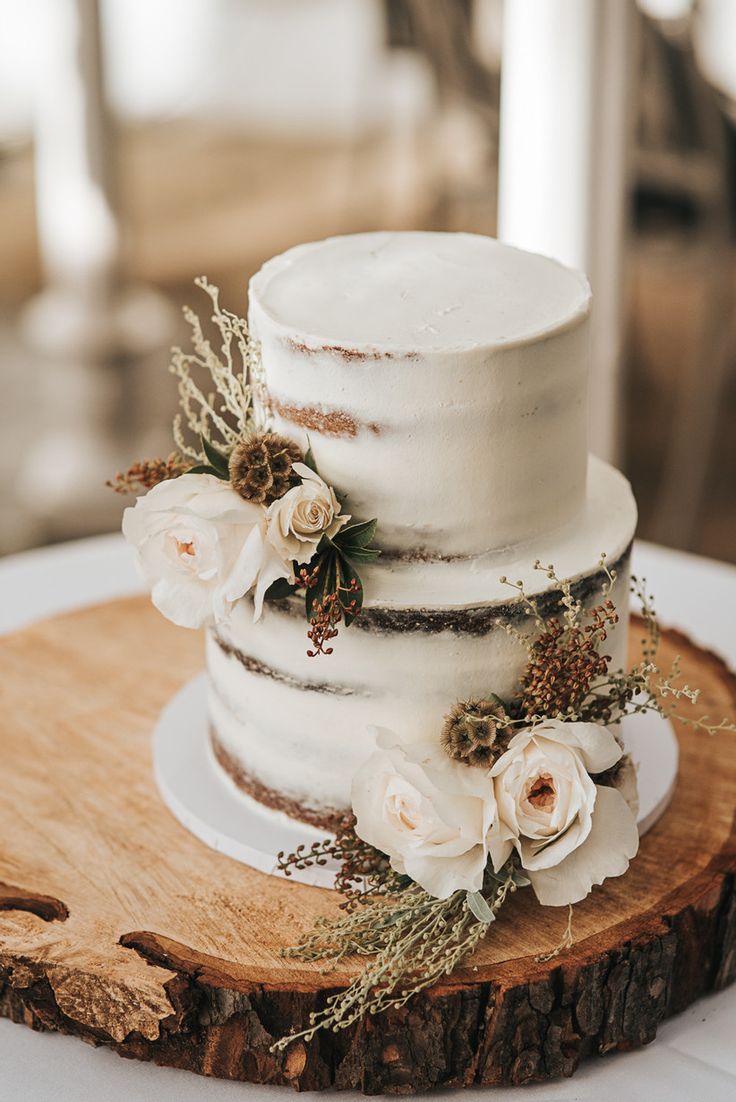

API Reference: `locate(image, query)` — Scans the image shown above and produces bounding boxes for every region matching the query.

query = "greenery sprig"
[272,851,521,1052]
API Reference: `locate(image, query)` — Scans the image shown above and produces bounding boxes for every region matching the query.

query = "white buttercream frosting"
[206,231,638,821]
[209,459,636,818]
[251,231,590,353]
[208,554,633,817]
[249,231,592,556]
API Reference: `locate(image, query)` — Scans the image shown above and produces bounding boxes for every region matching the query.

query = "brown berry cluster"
[519,601,618,718]
[332,813,391,904]
[276,812,391,909]
[229,432,302,505]
[106,453,189,494]
[307,578,361,657]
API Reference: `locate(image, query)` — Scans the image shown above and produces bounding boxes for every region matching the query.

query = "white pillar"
[497,0,636,464]
[19,0,174,535]
[23,0,173,356]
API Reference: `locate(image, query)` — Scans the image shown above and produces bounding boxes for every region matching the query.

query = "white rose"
[122,473,292,628]
[490,719,639,907]
[266,463,349,565]
[352,728,500,900]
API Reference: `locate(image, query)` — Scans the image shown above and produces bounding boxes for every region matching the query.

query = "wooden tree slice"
[0,597,734,1094]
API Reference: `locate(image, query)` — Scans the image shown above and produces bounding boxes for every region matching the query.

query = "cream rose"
[122,473,291,628]
[352,728,501,900]
[490,720,639,906]
[266,463,349,564]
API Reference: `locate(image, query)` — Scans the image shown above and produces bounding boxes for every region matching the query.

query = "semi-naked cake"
[206,231,637,827]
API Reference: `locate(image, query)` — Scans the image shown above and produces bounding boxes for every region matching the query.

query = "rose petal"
[404,844,487,900]
[487,819,515,873]
[222,524,267,604]
[150,577,215,629]
[538,720,623,774]
[352,731,499,900]
[527,785,639,906]
[122,473,269,629]
[352,751,406,858]
[252,545,293,621]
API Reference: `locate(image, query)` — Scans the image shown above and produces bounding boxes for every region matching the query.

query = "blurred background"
[1,0,734,562]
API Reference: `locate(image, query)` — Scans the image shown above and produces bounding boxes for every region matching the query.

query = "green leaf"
[338,545,381,564]
[486,692,508,713]
[187,463,228,480]
[333,518,378,550]
[466,891,496,924]
[332,518,380,566]
[302,437,319,474]
[265,576,298,601]
[201,435,230,478]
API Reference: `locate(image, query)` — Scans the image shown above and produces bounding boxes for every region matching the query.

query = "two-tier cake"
[204,231,637,827]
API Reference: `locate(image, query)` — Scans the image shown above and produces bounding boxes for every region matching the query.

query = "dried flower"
[277,813,390,905]
[170,277,262,462]
[106,453,189,495]
[518,602,618,719]
[229,432,302,504]
[441,698,511,767]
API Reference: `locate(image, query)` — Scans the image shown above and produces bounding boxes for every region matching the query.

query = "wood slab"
[0,598,734,1094]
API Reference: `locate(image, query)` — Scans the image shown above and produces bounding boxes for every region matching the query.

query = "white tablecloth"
[0,535,734,1101]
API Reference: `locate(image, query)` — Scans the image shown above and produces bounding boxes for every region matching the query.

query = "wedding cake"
[115,229,729,1066]
[205,231,637,827]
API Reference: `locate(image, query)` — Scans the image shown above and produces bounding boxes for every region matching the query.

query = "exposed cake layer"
[208,460,636,823]
[249,231,592,557]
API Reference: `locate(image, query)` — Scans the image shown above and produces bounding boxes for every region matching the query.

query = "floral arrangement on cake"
[272,565,735,1049]
[109,279,379,655]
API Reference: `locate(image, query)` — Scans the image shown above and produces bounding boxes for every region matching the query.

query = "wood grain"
[0,598,734,1093]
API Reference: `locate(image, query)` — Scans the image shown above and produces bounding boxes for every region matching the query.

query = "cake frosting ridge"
[206,231,638,826]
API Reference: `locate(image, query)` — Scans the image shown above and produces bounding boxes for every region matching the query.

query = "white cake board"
[153,674,679,891]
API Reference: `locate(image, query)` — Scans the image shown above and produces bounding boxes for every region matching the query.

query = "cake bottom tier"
[207,461,636,826]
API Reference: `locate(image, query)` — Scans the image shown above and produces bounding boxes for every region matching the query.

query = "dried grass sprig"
[271,863,518,1051]
[536,904,574,963]
[170,277,260,461]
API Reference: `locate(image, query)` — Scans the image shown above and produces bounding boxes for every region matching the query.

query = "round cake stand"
[0,597,734,1095]
[152,676,679,889]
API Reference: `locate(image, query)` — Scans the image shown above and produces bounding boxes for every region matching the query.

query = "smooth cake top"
[249,231,591,354]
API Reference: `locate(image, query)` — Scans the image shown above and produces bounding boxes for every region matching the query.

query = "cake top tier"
[250,231,590,354]
[250,231,592,557]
